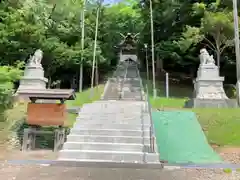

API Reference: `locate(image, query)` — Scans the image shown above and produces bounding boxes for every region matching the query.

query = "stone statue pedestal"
[17,64,48,91]
[185,64,237,108]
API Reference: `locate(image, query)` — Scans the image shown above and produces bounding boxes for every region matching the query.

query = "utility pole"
[144,44,149,86]
[79,0,86,92]
[150,0,157,98]
[90,0,102,98]
[233,0,240,105]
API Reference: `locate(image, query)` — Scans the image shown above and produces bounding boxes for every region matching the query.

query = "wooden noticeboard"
[27,103,66,126]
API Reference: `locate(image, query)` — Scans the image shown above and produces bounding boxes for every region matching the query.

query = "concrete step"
[69,128,149,137]
[83,107,146,112]
[123,94,142,98]
[78,112,143,117]
[63,142,143,152]
[74,120,146,126]
[80,108,144,112]
[73,123,150,131]
[93,101,146,107]
[122,97,143,101]
[75,118,145,123]
[101,97,120,100]
[80,104,144,110]
[76,115,143,120]
[79,112,143,116]
[58,150,144,163]
[76,113,149,118]
[81,102,144,106]
[74,120,150,126]
[78,108,148,114]
[79,109,144,114]
[89,99,144,103]
[145,153,161,163]
[58,150,160,163]
[66,135,150,144]
[75,116,148,122]
[75,118,146,124]
[95,100,145,103]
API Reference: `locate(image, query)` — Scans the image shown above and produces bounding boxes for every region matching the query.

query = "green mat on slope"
[152,111,222,164]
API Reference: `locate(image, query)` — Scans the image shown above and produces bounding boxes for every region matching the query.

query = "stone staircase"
[102,61,144,101]
[122,77,144,100]
[101,62,128,100]
[58,60,160,165]
[58,100,160,164]
[100,78,120,100]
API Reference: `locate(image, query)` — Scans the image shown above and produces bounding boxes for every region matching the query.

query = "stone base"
[184,98,238,108]
[24,65,45,77]
[18,78,48,90]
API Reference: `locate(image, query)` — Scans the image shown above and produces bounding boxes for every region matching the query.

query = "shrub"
[0,63,23,111]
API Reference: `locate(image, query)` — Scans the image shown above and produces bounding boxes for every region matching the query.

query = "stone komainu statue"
[199,48,215,65]
[28,49,43,66]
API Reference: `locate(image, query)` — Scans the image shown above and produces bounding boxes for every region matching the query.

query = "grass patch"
[65,113,78,127]
[194,108,240,146]
[150,97,187,108]
[144,80,192,98]
[146,79,240,147]
[150,96,240,147]
[223,168,232,173]
[66,85,104,107]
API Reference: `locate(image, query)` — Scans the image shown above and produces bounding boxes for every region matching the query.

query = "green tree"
[201,11,234,67]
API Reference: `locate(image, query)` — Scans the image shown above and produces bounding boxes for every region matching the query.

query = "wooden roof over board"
[16,89,76,100]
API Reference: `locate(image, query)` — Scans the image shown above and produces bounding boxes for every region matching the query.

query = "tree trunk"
[215,37,221,69]
[216,50,220,70]
[190,67,195,80]
[71,75,77,89]
[156,55,160,77]
[48,76,51,89]
[95,59,99,88]
[156,53,164,78]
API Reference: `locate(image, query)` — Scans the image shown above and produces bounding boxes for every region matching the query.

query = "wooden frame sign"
[27,103,66,126]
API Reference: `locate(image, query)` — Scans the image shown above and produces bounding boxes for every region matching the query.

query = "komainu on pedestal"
[185,48,237,108]
[17,49,48,91]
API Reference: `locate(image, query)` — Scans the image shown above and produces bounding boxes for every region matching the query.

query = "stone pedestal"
[17,65,48,90]
[185,64,237,108]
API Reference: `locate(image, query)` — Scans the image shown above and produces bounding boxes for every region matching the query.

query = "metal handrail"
[145,84,155,153]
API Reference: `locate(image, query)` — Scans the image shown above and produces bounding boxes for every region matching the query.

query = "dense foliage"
[0,63,23,111]
[0,0,239,92]
[140,0,238,83]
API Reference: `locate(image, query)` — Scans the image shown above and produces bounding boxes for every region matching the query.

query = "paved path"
[1,150,240,179]
[0,148,185,180]
[1,163,186,180]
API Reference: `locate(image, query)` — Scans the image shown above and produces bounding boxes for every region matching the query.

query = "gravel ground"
[183,150,240,180]
[218,148,240,164]
[1,148,240,180]
[1,163,240,180]
[0,164,187,180]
